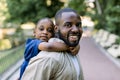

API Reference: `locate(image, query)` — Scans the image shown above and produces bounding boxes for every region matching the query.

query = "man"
[22,8,84,80]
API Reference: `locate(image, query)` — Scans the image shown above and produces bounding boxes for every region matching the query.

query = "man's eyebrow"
[64,22,72,25]
[65,21,74,23]
[77,21,82,24]
[65,21,81,24]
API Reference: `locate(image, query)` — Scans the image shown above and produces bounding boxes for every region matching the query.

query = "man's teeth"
[70,36,78,39]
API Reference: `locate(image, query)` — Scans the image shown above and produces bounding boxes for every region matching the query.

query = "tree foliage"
[68,0,120,36]
[68,0,87,16]
[91,0,120,35]
[5,0,64,24]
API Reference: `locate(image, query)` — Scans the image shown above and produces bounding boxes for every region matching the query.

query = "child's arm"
[69,44,80,55]
[38,42,69,52]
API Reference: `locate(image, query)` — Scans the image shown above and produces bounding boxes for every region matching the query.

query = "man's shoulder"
[29,51,65,64]
[38,51,64,60]
[49,38,64,43]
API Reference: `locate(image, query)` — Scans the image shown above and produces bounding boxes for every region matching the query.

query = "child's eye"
[64,22,72,28]
[39,26,44,31]
[47,28,53,32]
[76,22,82,28]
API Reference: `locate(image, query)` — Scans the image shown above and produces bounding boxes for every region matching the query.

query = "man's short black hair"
[55,8,79,25]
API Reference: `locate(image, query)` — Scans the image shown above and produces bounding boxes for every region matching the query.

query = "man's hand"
[69,45,80,55]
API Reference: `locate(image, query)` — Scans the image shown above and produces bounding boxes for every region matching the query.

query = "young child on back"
[19,18,69,80]
[19,18,80,80]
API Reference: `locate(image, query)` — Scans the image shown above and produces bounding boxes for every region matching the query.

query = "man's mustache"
[69,32,81,36]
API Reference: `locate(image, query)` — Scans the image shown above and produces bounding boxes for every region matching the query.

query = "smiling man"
[22,8,84,80]
[56,11,82,47]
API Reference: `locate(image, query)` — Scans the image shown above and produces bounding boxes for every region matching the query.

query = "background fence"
[0,44,24,76]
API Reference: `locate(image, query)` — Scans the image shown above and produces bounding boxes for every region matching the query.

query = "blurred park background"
[0,0,120,80]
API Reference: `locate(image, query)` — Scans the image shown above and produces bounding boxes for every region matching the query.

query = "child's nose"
[43,30,47,34]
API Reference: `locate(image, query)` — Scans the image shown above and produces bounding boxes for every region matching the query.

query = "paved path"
[8,69,20,80]
[79,37,120,80]
[5,36,120,80]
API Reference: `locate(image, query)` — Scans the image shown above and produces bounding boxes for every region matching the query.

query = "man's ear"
[54,25,59,37]
[54,25,58,33]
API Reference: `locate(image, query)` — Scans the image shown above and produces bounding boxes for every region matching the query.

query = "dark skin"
[69,45,80,55]
[34,18,68,52]
[34,18,79,54]
[55,12,83,55]
[21,8,83,80]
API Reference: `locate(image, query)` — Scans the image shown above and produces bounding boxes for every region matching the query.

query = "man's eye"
[64,22,72,28]
[76,22,81,27]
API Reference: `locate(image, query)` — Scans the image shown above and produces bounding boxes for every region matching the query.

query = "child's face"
[34,19,54,42]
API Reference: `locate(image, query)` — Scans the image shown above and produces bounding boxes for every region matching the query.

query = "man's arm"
[38,41,69,52]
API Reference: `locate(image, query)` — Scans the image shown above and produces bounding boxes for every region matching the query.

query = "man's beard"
[57,30,81,47]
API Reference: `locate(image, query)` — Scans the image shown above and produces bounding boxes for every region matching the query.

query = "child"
[19,18,69,80]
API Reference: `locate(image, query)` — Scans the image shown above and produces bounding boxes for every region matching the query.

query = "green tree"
[5,0,64,24]
[0,0,8,24]
[91,0,120,35]
[68,0,87,16]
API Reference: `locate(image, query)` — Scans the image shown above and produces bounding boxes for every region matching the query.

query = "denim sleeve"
[24,39,42,61]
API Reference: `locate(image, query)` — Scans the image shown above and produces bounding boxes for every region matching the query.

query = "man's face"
[57,12,83,47]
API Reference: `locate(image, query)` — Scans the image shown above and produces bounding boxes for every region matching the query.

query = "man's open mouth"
[69,36,78,42]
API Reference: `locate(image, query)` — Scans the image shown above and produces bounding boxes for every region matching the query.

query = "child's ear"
[33,29,36,37]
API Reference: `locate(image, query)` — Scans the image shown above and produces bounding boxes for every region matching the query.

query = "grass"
[0,44,24,74]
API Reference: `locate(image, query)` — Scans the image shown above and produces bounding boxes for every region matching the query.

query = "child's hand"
[58,42,69,51]
[69,45,80,55]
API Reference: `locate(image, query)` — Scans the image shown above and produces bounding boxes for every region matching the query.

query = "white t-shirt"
[70,55,80,80]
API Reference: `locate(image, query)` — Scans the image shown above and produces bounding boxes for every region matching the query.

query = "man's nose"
[71,25,78,32]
